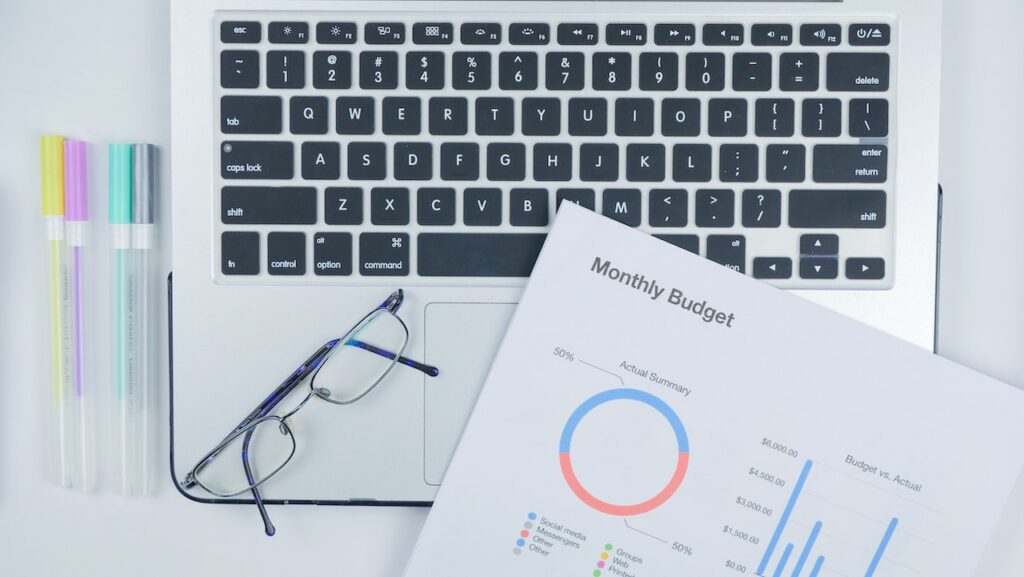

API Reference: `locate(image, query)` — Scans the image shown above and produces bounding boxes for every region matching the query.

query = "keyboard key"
[221,186,316,224]
[222,231,259,275]
[522,98,561,136]
[556,188,596,211]
[313,51,352,89]
[813,145,888,183]
[461,23,500,45]
[602,189,641,226]
[662,99,701,136]
[499,53,538,90]
[800,258,838,279]
[347,142,387,180]
[741,189,781,227]
[371,188,409,225]
[316,22,357,44]
[766,144,805,182]
[510,189,549,226]
[706,235,745,273]
[487,143,525,181]
[849,24,891,47]
[686,53,725,91]
[626,144,665,182]
[569,98,607,136]
[649,189,687,227]
[418,233,546,277]
[654,24,695,46]
[267,232,306,276]
[801,234,839,255]
[846,257,885,279]
[453,52,492,90]
[220,50,259,88]
[533,144,572,181]
[733,53,772,91]
[290,96,328,134]
[382,97,421,135]
[708,98,747,136]
[413,23,453,44]
[558,23,598,45]
[546,52,585,90]
[802,99,842,137]
[849,99,889,137]
[359,233,409,276]
[755,99,794,137]
[407,52,445,89]
[672,144,712,182]
[325,187,363,225]
[800,24,841,46]
[301,142,340,179]
[393,142,432,180]
[780,53,819,91]
[639,53,679,90]
[607,23,646,45]
[336,97,375,134]
[440,143,479,180]
[788,190,886,228]
[751,24,792,46]
[313,233,353,276]
[464,188,502,226]
[269,22,308,44]
[360,52,399,89]
[655,235,699,254]
[221,21,260,44]
[365,22,405,44]
[720,144,758,182]
[221,96,281,134]
[221,141,293,180]
[580,144,619,181]
[703,24,743,46]
[267,51,304,88]
[429,97,468,135]
[616,98,654,136]
[510,23,550,45]
[696,189,734,227]
[753,257,792,279]
[593,53,631,90]
[827,53,889,91]
[417,188,456,226]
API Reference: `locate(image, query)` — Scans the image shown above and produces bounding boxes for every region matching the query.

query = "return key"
[813,144,887,183]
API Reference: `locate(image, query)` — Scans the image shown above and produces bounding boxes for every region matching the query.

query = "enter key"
[813,144,887,183]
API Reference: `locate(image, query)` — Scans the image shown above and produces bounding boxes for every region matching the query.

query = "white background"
[0,0,1021,574]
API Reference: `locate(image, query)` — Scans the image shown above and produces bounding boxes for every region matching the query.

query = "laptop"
[169,0,942,506]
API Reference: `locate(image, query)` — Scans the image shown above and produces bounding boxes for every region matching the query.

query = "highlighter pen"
[109,144,134,494]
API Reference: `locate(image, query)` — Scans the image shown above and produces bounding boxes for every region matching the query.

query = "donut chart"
[559,388,690,516]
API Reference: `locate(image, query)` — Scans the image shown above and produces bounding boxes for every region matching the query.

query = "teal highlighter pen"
[109,144,136,494]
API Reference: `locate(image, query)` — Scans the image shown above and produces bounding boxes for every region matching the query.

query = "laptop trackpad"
[424,302,516,485]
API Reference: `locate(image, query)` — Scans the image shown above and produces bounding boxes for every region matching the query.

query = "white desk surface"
[1,0,1021,574]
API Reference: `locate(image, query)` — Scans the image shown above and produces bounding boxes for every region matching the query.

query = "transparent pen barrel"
[46,224,74,488]
[67,228,96,491]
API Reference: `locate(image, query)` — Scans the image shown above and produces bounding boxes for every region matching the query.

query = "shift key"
[813,144,887,183]
[789,189,886,228]
[222,141,294,179]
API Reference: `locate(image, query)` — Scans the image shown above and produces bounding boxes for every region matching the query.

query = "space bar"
[418,233,547,277]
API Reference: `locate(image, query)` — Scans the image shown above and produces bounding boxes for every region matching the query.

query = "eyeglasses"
[181,289,438,536]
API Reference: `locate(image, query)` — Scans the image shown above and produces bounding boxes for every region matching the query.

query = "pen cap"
[40,135,65,216]
[132,144,156,225]
[64,140,88,223]
[108,144,133,224]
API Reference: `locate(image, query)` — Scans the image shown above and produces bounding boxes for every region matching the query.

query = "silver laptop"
[169,0,942,507]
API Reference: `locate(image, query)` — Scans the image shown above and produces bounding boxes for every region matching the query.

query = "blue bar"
[809,556,825,577]
[772,544,795,577]
[791,521,823,577]
[757,459,814,575]
[865,517,899,577]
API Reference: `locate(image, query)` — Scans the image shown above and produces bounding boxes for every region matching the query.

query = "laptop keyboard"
[215,14,895,288]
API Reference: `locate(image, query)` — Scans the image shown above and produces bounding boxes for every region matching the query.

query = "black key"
[382,97,421,135]
[522,98,561,136]
[221,96,282,134]
[733,53,772,91]
[788,190,886,228]
[267,51,305,88]
[602,189,641,226]
[413,23,453,44]
[607,23,646,45]
[753,257,792,279]
[347,142,387,180]
[849,99,889,137]
[558,23,598,45]
[360,52,399,89]
[720,144,758,182]
[221,141,293,180]
[453,52,492,90]
[313,233,353,276]
[686,53,725,91]
[655,235,699,254]
[654,24,695,46]
[325,187,363,225]
[802,99,842,137]
[336,97,375,134]
[593,53,631,90]
[290,96,328,134]
[269,22,309,44]
[546,52,585,90]
[418,233,546,277]
[580,144,619,181]
[649,189,687,227]
[673,144,712,182]
[489,142,528,180]
[800,24,841,47]
[569,98,608,136]
[534,144,572,181]
[429,97,468,135]
[706,235,745,273]
[461,23,501,45]
[316,22,357,44]
[616,98,654,136]
[827,53,889,91]
[221,50,259,88]
[393,142,432,180]
[222,231,259,275]
[751,24,792,46]
[313,51,353,89]
[365,22,405,44]
[703,24,743,46]
[556,189,596,211]
[499,53,538,90]
[850,24,890,47]
[766,144,806,182]
[846,258,886,279]
[222,21,260,43]
[417,188,456,226]
[639,53,679,90]
[464,188,502,226]
[510,189,549,226]
[662,99,701,136]
[476,97,514,135]
[708,99,747,137]
[755,99,795,137]
[371,187,410,225]
[221,186,316,224]
[801,234,839,255]
[359,233,409,276]
[301,142,340,180]
[813,145,888,183]
[510,23,550,45]
[626,144,665,182]
[696,189,734,227]
[267,232,306,276]
[800,258,838,279]
[780,53,819,91]
[407,52,445,89]
[741,189,781,227]
[440,143,479,180]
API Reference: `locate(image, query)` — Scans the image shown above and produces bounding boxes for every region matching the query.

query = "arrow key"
[800,257,839,279]
[846,257,885,280]
[557,23,598,45]
[753,257,792,279]
[800,234,838,255]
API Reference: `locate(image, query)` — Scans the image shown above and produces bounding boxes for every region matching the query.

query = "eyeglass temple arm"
[345,338,440,377]
[241,428,276,537]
